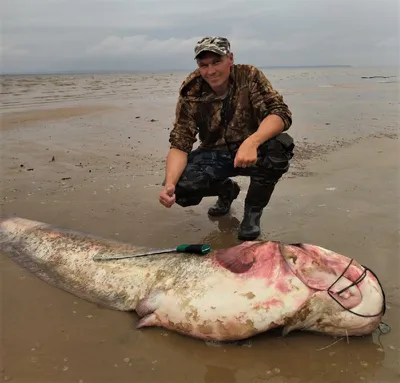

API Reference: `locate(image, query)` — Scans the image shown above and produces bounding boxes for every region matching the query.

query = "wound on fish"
[214,243,258,273]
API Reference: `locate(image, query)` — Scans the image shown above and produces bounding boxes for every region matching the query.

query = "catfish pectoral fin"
[136,313,160,329]
[136,290,164,317]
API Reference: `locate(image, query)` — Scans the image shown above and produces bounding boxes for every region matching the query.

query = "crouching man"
[159,36,295,241]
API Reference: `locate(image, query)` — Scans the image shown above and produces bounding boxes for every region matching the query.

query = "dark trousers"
[173,133,295,208]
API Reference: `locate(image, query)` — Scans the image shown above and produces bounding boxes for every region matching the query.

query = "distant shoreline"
[0,64,355,76]
[2,64,398,77]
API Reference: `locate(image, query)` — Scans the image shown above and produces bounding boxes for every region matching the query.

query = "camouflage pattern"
[169,64,293,154]
[194,36,231,59]
[174,134,294,208]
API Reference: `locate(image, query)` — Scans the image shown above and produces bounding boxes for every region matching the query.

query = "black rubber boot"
[237,182,276,241]
[208,179,241,216]
[238,205,263,240]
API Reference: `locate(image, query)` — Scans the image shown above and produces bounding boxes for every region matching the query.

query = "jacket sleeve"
[169,96,198,153]
[249,67,292,131]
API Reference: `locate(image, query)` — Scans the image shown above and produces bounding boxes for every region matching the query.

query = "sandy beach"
[1,65,399,383]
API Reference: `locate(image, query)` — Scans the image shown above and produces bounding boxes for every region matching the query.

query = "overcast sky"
[1,0,398,74]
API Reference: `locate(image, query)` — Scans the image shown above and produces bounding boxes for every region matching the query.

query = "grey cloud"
[1,0,398,74]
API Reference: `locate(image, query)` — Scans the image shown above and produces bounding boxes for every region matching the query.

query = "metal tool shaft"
[93,244,211,261]
[93,248,175,261]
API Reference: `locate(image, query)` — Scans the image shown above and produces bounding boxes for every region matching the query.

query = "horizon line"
[2,64,398,76]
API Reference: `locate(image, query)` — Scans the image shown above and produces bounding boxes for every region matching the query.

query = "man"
[159,36,295,241]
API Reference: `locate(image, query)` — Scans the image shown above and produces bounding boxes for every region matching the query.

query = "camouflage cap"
[194,36,231,59]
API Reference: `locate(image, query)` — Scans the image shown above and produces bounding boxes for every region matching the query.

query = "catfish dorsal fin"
[215,243,257,273]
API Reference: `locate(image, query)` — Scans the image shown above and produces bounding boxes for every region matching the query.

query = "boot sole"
[208,209,230,217]
[237,232,260,241]
[207,183,240,217]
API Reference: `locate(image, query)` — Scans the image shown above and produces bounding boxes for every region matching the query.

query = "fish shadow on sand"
[135,323,387,383]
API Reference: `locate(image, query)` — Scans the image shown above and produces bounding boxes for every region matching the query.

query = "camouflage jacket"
[169,64,292,153]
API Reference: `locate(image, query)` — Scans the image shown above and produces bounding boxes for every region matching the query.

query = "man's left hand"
[234,138,259,168]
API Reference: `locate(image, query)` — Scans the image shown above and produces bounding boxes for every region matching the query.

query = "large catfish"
[0,216,386,341]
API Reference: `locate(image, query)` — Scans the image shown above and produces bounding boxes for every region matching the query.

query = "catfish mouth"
[326,259,387,319]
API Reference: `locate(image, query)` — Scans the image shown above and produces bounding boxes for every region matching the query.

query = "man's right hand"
[159,184,176,208]
[159,148,188,208]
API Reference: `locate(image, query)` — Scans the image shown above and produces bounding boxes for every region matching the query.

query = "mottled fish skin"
[0,217,385,341]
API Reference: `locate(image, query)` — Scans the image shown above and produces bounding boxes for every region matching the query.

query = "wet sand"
[1,66,399,383]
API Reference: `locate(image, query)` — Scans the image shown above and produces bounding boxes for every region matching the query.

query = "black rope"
[327,258,386,318]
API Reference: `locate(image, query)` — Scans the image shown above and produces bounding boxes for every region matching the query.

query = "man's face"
[196,51,233,90]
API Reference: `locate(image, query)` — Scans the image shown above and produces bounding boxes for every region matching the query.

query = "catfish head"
[278,243,386,337]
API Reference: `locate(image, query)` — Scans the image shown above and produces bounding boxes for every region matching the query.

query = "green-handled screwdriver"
[93,244,211,261]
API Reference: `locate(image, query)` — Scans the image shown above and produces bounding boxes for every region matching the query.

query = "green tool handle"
[176,244,211,255]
